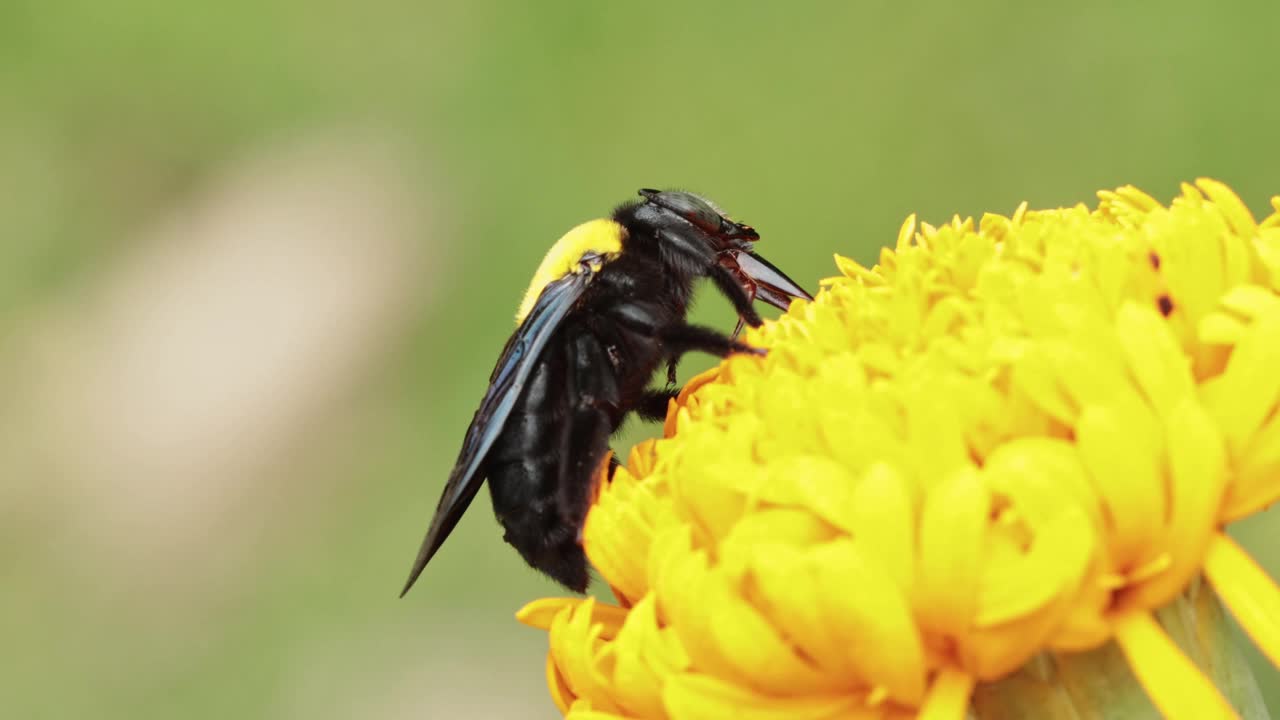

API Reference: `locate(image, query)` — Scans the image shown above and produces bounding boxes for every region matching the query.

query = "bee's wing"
[400,269,594,596]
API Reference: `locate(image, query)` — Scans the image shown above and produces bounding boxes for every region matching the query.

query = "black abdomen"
[483,323,624,591]
[484,259,686,591]
[481,267,675,584]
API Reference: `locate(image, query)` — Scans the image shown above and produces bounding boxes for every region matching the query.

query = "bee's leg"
[665,358,679,386]
[659,323,765,360]
[636,388,679,421]
[707,261,763,327]
[604,300,666,337]
[656,229,763,327]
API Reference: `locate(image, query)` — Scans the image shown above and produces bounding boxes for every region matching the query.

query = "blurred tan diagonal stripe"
[2,133,434,592]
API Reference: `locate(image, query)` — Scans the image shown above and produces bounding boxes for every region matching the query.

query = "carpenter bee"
[401,189,813,595]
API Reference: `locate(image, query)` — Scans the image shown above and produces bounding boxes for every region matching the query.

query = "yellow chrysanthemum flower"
[518,179,1280,719]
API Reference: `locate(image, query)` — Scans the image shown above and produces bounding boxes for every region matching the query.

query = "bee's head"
[630,188,812,311]
[634,188,758,248]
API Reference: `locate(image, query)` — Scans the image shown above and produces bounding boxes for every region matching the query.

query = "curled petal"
[916,466,988,637]
[662,673,872,720]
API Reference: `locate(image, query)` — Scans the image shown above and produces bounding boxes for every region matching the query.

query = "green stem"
[970,579,1270,719]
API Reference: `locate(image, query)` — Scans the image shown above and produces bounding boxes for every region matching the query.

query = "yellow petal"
[1200,307,1280,457]
[1116,302,1195,415]
[1197,177,1258,239]
[902,387,972,485]
[982,437,1099,530]
[551,598,628,715]
[676,468,751,539]
[836,254,883,285]
[1112,610,1238,719]
[1075,401,1164,569]
[665,369,722,438]
[1039,333,1134,414]
[1217,284,1280,321]
[917,668,974,720]
[627,440,661,481]
[1226,403,1280,520]
[1200,310,1248,346]
[649,527,736,683]
[585,464,676,603]
[916,466,989,636]
[975,507,1093,629]
[610,594,689,719]
[849,462,916,594]
[518,597,592,631]
[810,539,927,705]
[748,543,856,681]
[548,652,576,715]
[705,570,845,695]
[718,508,839,580]
[1203,533,1280,671]
[979,211,1011,241]
[662,673,870,720]
[1121,398,1226,609]
[964,591,1075,681]
[754,456,859,534]
[1046,553,1114,651]
[1254,230,1280,288]
[896,213,918,252]
[653,526,840,695]
[1010,346,1078,426]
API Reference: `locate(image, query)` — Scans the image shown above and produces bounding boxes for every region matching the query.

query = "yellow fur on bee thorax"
[515,218,626,323]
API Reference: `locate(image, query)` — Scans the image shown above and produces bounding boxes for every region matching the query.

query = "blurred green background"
[2,1,1278,717]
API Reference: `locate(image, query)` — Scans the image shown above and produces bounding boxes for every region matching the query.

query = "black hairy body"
[487,233,748,590]
[401,190,812,595]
